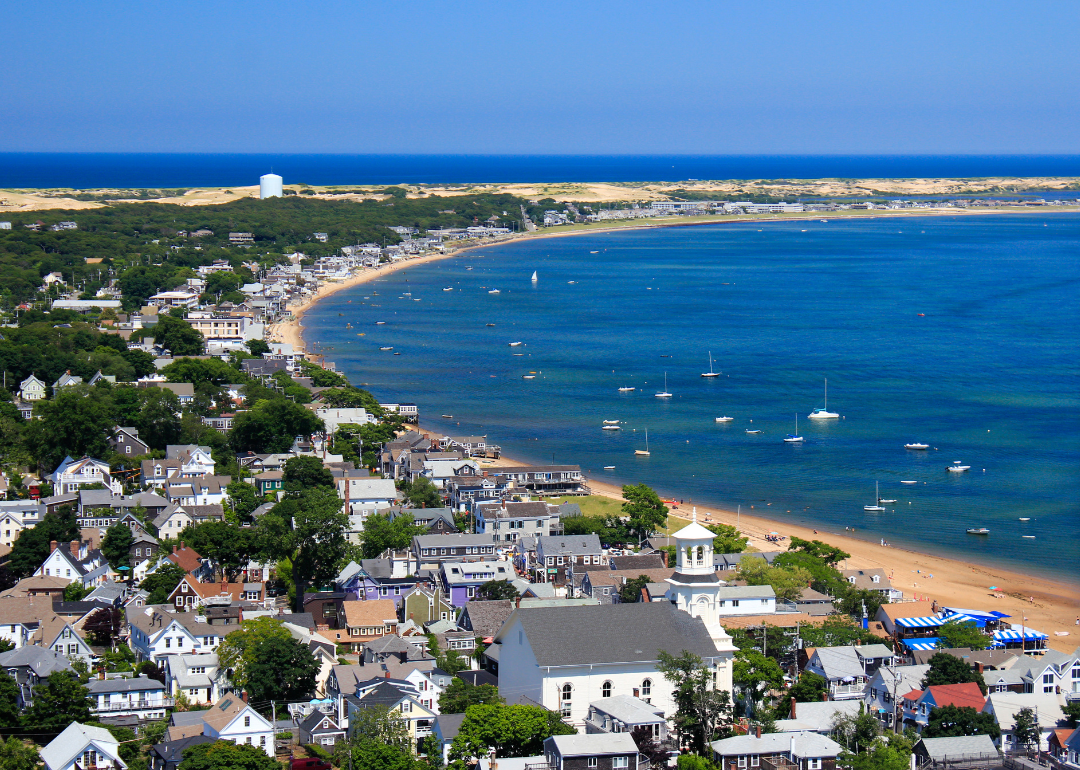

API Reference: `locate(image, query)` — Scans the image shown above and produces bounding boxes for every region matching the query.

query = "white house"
[42,723,127,770]
[983,692,1069,751]
[186,693,275,755]
[50,456,121,495]
[494,601,734,728]
[713,585,778,616]
[19,375,47,401]
[165,653,226,705]
[127,607,239,663]
[38,615,95,665]
[87,675,171,720]
[317,407,375,434]
[865,664,930,728]
[341,478,399,537]
[34,541,109,588]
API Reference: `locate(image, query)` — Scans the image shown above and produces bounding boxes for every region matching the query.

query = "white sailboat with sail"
[864,481,887,511]
[635,429,651,456]
[808,377,839,419]
[531,270,538,283]
[655,372,672,398]
[783,414,803,442]
[701,352,720,378]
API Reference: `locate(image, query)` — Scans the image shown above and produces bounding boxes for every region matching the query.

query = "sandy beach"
[282,214,1080,653]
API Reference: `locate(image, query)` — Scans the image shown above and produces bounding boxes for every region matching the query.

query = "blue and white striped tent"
[902,637,942,651]
[940,613,985,627]
[992,628,1047,642]
[895,615,945,628]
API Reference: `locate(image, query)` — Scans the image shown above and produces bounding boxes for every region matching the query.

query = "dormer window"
[872,575,880,583]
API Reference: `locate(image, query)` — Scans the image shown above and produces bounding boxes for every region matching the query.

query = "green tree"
[217,616,294,690]
[246,339,271,356]
[401,477,443,509]
[254,487,349,611]
[787,536,850,564]
[101,521,135,569]
[334,706,420,770]
[923,705,1001,740]
[798,617,882,649]
[832,707,881,752]
[358,512,424,559]
[244,633,319,708]
[475,579,519,601]
[0,671,20,730]
[707,523,749,554]
[21,670,92,738]
[783,672,828,709]
[447,703,575,768]
[921,653,988,695]
[179,521,254,581]
[677,756,719,770]
[226,480,258,520]
[0,737,41,770]
[27,385,116,471]
[844,742,911,770]
[179,740,283,770]
[937,620,991,651]
[738,556,812,602]
[63,581,90,601]
[229,398,324,453]
[732,649,785,716]
[836,588,887,623]
[139,562,187,604]
[621,483,668,540]
[1062,702,1080,729]
[1012,708,1041,750]
[135,388,182,449]
[657,650,734,755]
[619,574,652,603]
[282,455,335,491]
[438,678,503,714]
[161,357,242,386]
[152,315,204,356]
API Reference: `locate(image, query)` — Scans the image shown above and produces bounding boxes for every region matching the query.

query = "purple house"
[440,560,514,607]
[337,558,424,609]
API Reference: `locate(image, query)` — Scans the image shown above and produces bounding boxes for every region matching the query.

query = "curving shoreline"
[282,209,1080,650]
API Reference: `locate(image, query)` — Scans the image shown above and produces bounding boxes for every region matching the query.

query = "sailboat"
[635,429,651,456]
[783,414,803,442]
[701,352,720,378]
[531,270,538,282]
[864,481,887,511]
[808,377,839,419]
[655,372,672,398]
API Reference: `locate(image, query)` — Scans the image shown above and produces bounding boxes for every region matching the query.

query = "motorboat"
[865,482,887,511]
[947,463,971,472]
[618,387,635,392]
[603,420,620,425]
[715,416,734,422]
[486,323,496,327]
[1022,535,1035,539]
[602,425,620,430]
[1018,517,1031,521]
[905,443,930,450]
[512,353,524,356]
[655,372,672,398]
[441,414,453,419]
[509,341,523,347]
[522,375,536,380]
[966,528,990,535]
[376,321,386,325]
[603,465,615,470]
[488,289,500,294]
[807,377,839,419]
[379,346,393,351]
[635,429,651,456]
[746,429,762,434]
[701,351,720,378]
[901,480,918,484]
[783,414,803,442]
[443,287,454,291]
[878,498,898,504]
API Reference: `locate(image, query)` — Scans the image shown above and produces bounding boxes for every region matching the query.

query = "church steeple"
[670,507,720,578]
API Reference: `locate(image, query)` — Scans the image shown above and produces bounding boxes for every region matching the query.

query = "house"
[804,645,895,701]
[19,374,47,401]
[0,645,74,708]
[42,722,127,770]
[534,534,604,585]
[400,585,456,626]
[168,693,275,756]
[154,507,195,538]
[252,470,284,496]
[874,601,938,637]
[37,614,95,664]
[432,712,467,765]
[87,675,171,721]
[491,465,586,497]
[841,568,904,602]
[330,599,399,653]
[298,709,346,748]
[164,543,212,581]
[864,664,929,729]
[902,682,986,732]
[543,733,647,770]
[1048,728,1078,767]
[164,653,225,705]
[440,560,514,606]
[982,692,1069,751]
[109,427,151,457]
[774,699,863,735]
[711,731,844,770]
[581,568,675,604]
[167,575,261,609]
[343,680,436,747]
[128,607,239,663]
[34,539,109,588]
[584,694,668,741]
[982,648,1080,695]
[476,500,562,542]
[458,599,516,639]
[413,533,499,565]
[336,559,421,607]
[130,532,159,567]
[51,455,120,494]
[53,371,84,390]
[495,602,735,728]
[912,735,999,766]
[610,553,668,571]
[340,477,399,531]
[390,507,459,535]
[147,290,199,309]
[148,735,216,770]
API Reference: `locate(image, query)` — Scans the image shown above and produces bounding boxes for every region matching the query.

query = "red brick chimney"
[791,697,797,719]
[975,661,984,674]
[755,725,762,739]
[49,540,58,553]
[241,691,248,703]
[69,540,79,558]
[173,544,178,554]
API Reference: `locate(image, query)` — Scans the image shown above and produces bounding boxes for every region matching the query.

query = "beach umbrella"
[988,586,998,591]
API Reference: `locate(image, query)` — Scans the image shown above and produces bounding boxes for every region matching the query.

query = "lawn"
[549,495,625,519]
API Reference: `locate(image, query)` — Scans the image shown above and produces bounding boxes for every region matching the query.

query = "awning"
[896,616,944,628]
[902,637,941,651]
[992,628,1047,641]
[941,613,986,627]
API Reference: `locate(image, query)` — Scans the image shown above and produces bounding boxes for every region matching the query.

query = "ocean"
[303,213,1080,581]
[3,153,1080,188]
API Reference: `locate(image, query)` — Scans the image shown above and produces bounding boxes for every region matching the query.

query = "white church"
[494,511,737,727]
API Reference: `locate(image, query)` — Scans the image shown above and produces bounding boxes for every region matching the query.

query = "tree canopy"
[657,649,734,755]
[619,574,653,603]
[21,670,92,738]
[358,512,424,560]
[179,740,282,770]
[474,579,519,601]
[438,678,503,714]
[621,484,668,540]
[937,619,991,651]
[921,652,988,695]
[447,703,575,768]
[923,705,1001,740]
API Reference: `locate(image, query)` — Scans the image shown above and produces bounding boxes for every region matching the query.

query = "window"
[560,683,572,718]
[165,638,171,648]
[245,737,252,745]
[260,736,266,746]
[126,445,132,454]
[751,757,760,767]
[379,587,388,597]
[1044,672,1054,693]
[467,587,476,598]
[808,760,822,770]
[602,680,612,698]
[738,758,748,769]
[588,760,598,769]
[82,751,98,767]
[401,700,412,713]
[641,678,652,698]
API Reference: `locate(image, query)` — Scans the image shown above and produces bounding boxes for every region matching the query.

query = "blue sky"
[4,0,1078,154]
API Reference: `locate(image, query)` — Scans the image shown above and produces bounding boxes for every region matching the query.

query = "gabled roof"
[298,709,342,733]
[342,599,398,629]
[203,693,269,732]
[165,545,204,573]
[549,732,640,757]
[536,534,601,556]
[41,722,124,770]
[459,600,516,637]
[711,731,844,758]
[809,646,867,681]
[0,645,74,677]
[916,735,998,760]
[496,602,719,666]
[921,682,986,711]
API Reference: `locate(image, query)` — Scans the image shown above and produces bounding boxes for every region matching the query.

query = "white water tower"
[260,172,283,199]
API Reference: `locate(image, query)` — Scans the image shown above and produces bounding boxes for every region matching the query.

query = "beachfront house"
[804,645,895,701]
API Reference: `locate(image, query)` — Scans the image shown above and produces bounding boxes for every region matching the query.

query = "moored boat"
[864,481,887,511]
[701,351,720,378]
[947,463,971,472]
[602,425,620,430]
[783,414,803,442]
[618,387,635,392]
[603,420,620,425]
[807,377,839,419]
[715,416,734,422]
[905,443,930,450]
[967,528,990,535]
[901,480,918,484]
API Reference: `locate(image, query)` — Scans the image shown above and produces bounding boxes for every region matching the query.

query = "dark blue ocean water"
[304,214,1080,581]
[3,153,1080,188]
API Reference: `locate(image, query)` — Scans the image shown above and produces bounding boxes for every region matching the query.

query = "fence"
[920,752,1005,770]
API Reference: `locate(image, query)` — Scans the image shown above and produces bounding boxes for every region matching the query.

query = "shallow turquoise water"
[305,213,1080,581]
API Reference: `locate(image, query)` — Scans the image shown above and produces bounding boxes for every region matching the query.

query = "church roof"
[671,519,717,541]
